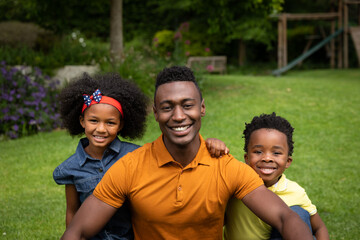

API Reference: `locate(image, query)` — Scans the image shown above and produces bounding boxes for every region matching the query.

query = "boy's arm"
[310,213,330,240]
[65,184,81,227]
[242,185,313,240]
[205,138,229,157]
[61,194,117,240]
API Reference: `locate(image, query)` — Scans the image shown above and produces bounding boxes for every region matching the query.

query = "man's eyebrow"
[159,98,196,105]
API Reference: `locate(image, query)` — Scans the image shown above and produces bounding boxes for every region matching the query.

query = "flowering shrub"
[152,30,175,56]
[0,61,61,139]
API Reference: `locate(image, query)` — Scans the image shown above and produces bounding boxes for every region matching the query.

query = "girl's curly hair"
[243,112,294,156]
[59,72,149,139]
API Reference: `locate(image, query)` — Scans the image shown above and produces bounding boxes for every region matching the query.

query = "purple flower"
[206,65,214,72]
[174,31,182,40]
[8,131,18,139]
[29,119,37,125]
[13,124,19,131]
[10,115,19,121]
[2,107,9,114]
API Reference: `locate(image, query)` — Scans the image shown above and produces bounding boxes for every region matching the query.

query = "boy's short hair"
[243,112,294,156]
[154,66,202,100]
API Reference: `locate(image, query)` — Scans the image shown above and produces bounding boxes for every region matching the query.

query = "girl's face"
[244,128,292,187]
[80,103,123,159]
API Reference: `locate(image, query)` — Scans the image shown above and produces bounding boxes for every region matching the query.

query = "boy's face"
[245,128,292,187]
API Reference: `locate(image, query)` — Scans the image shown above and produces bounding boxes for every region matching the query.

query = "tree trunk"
[238,39,246,66]
[110,0,123,63]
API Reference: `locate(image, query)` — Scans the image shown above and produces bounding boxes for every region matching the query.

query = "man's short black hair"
[243,112,294,156]
[154,66,202,100]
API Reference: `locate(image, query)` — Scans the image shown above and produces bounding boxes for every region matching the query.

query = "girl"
[53,72,228,239]
[53,73,148,239]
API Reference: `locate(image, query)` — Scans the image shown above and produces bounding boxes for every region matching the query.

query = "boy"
[224,112,329,240]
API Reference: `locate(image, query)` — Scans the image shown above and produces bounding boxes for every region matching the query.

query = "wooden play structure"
[273,0,360,75]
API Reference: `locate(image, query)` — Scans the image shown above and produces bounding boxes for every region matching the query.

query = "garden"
[1,0,360,239]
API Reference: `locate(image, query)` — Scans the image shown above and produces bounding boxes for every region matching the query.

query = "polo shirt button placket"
[176,171,184,203]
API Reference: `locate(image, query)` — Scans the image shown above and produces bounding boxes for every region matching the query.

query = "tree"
[110,0,124,62]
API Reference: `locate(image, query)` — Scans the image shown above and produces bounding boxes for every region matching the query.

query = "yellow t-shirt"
[94,134,263,239]
[224,174,317,240]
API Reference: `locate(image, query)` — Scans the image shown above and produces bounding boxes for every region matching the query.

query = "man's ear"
[285,156,293,169]
[200,99,206,117]
[153,104,159,122]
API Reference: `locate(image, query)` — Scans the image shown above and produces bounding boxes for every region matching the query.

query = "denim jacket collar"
[78,137,122,167]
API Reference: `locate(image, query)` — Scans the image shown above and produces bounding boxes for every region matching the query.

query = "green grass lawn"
[1,69,359,239]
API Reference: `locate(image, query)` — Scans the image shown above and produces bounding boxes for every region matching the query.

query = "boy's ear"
[285,156,293,169]
[244,153,249,164]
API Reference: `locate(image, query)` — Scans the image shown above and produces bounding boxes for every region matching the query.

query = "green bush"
[0,30,109,75]
[0,62,61,139]
[152,30,175,57]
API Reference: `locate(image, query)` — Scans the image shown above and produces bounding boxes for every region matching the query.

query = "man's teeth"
[173,126,189,131]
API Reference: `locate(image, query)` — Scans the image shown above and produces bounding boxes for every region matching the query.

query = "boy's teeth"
[259,168,276,174]
[94,136,105,139]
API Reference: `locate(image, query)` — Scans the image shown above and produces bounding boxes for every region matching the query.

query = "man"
[61,66,312,239]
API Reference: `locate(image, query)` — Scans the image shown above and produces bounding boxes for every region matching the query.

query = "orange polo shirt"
[94,134,263,239]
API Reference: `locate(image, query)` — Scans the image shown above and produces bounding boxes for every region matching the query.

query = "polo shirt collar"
[154,134,212,168]
[78,137,121,167]
[268,174,288,193]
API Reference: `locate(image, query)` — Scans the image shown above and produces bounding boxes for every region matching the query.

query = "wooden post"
[331,20,336,68]
[338,0,343,68]
[278,16,284,69]
[283,15,288,67]
[238,39,246,66]
[344,1,349,68]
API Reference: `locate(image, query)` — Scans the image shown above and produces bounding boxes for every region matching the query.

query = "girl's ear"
[118,118,125,132]
[79,115,85,128]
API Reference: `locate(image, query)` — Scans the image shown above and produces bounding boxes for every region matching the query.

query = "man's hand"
[61,194,117,240]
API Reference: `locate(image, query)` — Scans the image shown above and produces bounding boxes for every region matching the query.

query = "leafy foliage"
[0,62,61,139]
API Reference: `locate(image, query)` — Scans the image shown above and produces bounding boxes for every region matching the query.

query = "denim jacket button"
[99,168,103,172]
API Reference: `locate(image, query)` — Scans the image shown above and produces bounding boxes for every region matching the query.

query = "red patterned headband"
[82,89,124,117]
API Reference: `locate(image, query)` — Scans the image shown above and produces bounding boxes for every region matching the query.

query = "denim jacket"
[53,137,139,240]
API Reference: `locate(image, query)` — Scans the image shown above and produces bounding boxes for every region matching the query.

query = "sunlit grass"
[1,69,359,239]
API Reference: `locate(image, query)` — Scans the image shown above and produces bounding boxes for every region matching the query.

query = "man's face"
[153,81,205,151]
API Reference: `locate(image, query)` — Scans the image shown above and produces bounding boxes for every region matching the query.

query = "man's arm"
[61,194,118,240]
[242,185,313,240]
[311,213,330,240]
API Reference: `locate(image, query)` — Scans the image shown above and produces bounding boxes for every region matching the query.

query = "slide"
[272,28,344,76]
